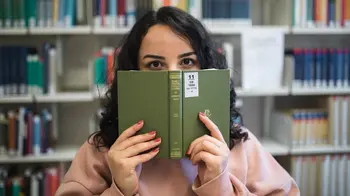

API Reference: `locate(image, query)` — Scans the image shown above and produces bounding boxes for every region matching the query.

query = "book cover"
[117,69,230,159]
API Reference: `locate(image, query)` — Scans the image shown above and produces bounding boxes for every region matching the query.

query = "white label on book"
[184,72,198,98]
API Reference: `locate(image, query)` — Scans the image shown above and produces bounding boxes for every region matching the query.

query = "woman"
[56,6,299,196]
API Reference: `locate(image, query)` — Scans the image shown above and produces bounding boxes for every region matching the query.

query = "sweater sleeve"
[192,130,300,196]
[55,141,130,196]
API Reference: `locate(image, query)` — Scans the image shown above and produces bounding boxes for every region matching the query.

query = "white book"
[331,156,337,195]
[322,155,330,196]
[17,107,26,156]
[49,48,57,95]
[347,156,350,196]
[334,98,340,146]
[126,0,136,27]
[222,42,234,79]
[341,97,348,146]
[293,0,301,27]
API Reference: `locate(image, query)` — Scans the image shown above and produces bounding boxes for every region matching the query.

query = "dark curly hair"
[90,6,248,150]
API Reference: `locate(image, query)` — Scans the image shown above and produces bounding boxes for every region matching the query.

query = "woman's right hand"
[107,120,161,196]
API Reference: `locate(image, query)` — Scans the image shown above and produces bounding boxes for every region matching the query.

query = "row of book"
[271,96,350,148]
[291,154,350,196]
[93,0,251,28]
[0,43,57,97]
[272,109,329,147]
[286,48,350,89]
[0,166,60,196]
[292,0,350,28]
[0,0,85,29]
[0,107,57,157]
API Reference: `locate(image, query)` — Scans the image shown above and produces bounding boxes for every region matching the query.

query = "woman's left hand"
[187,112,230,185]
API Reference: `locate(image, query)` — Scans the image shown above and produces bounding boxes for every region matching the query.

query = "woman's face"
[138,24,200,71]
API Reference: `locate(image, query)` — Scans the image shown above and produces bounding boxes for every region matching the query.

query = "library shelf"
[260,139,289,156]
[0,147,79,164]
[291,27,350,35]
[291,87,350,95]
[92,27,131,34]
[0,28,28,35]
[0,92,94,103]
[235,86,289,97]
[0,95,33,104]
[204,25,289,35]
[35,92,95,103]
[290,145,350,155]
[28,26,92,35]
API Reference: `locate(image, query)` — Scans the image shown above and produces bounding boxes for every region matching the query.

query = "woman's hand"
[107,120,161,196]
[187,112,230,185]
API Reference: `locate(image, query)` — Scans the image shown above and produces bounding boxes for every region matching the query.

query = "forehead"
[139,24,194,56]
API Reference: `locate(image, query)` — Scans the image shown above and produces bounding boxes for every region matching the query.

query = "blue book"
[316,49,322,87]
[293,49,302,87]
[345,49,350,87]
[33,115,41,156]
[304,49,312,88]
[321,49,328,87]
[109,0,117,27]
[329,49,336,88]
[336,49,343,87]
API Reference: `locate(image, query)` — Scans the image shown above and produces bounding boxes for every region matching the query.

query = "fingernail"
[154,137,161,142]
[186,148,190,155]
[137,120,143,125]
[199,112,205,116]
[152,147,160,152]
[148,130,156,135]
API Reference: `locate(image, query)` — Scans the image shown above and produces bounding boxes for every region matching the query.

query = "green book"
[117,69,230,159]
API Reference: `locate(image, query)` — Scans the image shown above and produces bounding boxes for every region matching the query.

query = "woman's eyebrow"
[143,54,165,60]
[178,51,196,58]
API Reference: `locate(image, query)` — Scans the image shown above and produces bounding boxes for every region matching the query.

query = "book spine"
[169,71,182,159]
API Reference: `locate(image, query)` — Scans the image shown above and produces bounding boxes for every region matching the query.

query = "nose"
[168,63,180,71]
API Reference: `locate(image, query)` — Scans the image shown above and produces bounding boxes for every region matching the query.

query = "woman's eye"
[148,61,163,69]
[181,58,195,66]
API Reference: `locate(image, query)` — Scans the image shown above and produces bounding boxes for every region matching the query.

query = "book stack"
[292,0,350,28]
[0,0,88,29]
[0,107,56,158]
[0,43,58,97]
[285,48,350,89]
[0,166,60,196]
[291,154,350,196]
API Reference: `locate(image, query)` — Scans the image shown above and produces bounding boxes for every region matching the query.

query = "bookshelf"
[0,0,350,195]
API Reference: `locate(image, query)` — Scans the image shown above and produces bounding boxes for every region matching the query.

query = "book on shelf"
[0,165,62,196]
[117,69,230,159]
[0,43,58,97]
[0,107,57,158]
[270,96,350,148]
[292,0,350,28]
[92,0,251,29]
[291,154,350,196]
[285,48,350,90]
[0,0,89,29]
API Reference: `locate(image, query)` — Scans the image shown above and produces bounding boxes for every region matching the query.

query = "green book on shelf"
[117,69,230,159]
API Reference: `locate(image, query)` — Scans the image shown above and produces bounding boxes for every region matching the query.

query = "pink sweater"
[55,129,300,196]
